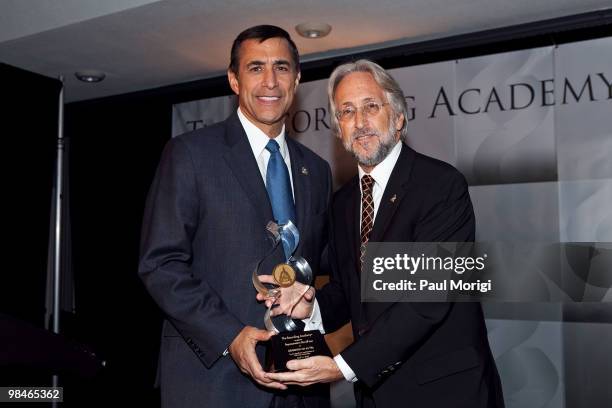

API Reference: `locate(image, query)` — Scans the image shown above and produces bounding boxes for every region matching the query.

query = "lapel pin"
[390,194,397,203]
[301,166,309,175]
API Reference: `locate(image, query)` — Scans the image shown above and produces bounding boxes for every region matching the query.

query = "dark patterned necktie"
[360,175,375,268]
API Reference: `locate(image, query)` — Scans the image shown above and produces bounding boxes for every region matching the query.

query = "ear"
[395,113,405,140]
[227,69,240,95]
[395,113,405,131]
[293,71,301,91]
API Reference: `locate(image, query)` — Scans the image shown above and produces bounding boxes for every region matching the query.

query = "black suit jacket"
[139,113,331,408]
[317,144,504,408]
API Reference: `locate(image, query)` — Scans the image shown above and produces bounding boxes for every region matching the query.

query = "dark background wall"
[1,63,59,325]
[0,62,60,397]
[63,96,171,405]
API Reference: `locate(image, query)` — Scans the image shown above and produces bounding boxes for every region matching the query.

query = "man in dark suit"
[265,60,504,407]
[138,25,331,408]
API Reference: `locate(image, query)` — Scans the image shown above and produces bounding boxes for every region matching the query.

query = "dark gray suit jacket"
[139,112,331,407]
[317,144,504,408]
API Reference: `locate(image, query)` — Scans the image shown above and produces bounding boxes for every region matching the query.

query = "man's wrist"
[302,299,325,333]
[334,354,358,383]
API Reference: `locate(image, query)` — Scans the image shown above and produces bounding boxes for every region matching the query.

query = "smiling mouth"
[354,133,377,141]
[257,96,281,102]
[352,133,379,151]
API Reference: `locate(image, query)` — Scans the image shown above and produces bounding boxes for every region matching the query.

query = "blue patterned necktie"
[265,139,296,258]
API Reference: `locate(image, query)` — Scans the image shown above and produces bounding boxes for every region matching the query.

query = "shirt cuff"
[334,354,358,383]
[301,298,325,334]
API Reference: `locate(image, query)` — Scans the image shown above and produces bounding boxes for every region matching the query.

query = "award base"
[266,330,331,372]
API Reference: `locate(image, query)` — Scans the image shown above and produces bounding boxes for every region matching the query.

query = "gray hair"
[327,59,408,142]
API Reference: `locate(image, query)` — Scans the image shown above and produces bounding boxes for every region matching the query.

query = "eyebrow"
[246,59,292,68]
[340,97,378,106]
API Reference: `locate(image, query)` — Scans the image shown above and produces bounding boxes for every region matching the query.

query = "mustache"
[351,127,381,140]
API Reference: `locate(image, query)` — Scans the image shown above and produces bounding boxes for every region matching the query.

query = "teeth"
[259,96,280,101]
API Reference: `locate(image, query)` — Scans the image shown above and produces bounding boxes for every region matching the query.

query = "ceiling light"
[74,70,106,83]
[295,23,332,39]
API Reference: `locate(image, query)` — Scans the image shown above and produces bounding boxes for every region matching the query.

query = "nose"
[262,68,278,89]
[354,108,367,129]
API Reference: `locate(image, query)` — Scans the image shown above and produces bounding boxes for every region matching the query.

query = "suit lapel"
[286,137,309,232]
[222,113,274,223]
[368,144,416,243]
[360,145,417,331]
[345,177,361,275]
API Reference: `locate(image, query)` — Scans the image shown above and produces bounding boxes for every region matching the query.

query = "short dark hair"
[229,25,300,74]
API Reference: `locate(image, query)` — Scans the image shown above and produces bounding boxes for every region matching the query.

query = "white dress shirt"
[237,108,294,199]
[357,141,403,222]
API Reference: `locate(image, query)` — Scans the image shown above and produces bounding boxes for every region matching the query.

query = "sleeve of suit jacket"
[341,169,475,388]
[316,250,352,334]
[138,137,244,368]
[315,193,352,334]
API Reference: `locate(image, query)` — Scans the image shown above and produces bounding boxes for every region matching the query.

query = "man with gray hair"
[264,60,504,407]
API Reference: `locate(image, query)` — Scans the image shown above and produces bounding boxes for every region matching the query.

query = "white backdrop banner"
[173,37,611,190]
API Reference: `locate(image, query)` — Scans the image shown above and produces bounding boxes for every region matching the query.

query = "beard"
[343,120,399,168]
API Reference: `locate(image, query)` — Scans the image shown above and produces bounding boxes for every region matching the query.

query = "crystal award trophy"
[252,221,331,372]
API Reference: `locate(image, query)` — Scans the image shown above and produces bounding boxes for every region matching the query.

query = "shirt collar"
[358,141,403,192]
[237,107,288,159]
